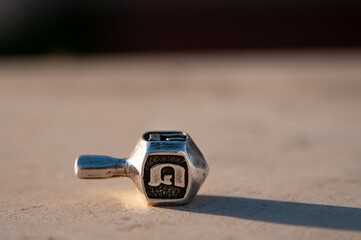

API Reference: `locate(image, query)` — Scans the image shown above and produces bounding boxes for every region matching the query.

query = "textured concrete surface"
[0,51,361,239]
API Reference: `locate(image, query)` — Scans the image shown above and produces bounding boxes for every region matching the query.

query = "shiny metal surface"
[74,131,209,206]
[75,155,128,179]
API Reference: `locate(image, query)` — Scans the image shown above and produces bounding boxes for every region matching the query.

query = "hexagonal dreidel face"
[143,155,188,199]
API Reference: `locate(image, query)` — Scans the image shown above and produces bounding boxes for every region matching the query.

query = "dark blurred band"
[1,0,361,54]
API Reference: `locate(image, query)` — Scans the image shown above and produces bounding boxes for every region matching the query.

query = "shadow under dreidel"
[165,195,361,231]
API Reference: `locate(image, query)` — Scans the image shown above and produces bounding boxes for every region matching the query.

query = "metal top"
[143,131,187,142]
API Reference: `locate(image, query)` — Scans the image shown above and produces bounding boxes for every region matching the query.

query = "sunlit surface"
[111,190,148,210]
[1,51,361,239]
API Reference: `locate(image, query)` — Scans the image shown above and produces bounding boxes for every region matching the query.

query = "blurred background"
[1,0,361,54]
[1,1,361,239]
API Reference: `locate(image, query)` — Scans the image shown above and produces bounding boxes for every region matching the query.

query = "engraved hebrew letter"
[148,163,185,188]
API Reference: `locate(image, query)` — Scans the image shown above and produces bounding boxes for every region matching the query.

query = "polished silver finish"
[75,131,209,206]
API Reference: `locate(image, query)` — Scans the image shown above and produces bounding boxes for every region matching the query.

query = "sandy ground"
[0,50,361,239]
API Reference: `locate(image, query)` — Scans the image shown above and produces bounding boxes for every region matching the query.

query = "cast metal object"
[74,131,209,206]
